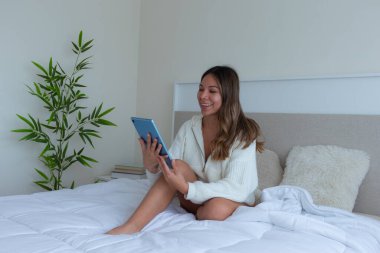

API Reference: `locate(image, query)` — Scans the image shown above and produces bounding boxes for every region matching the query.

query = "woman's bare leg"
[196,197,243,221]
[177,192,201,215]
[107,160,198,235]
[106,175,176,234]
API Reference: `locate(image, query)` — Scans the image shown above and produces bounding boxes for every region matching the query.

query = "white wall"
[0,0,140,195]
[137,0,380,145]
[3,0,380,195]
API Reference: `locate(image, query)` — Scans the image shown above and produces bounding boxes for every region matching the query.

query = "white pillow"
[281,145,370,211]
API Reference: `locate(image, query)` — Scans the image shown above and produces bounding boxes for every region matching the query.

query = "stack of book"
[111,165,146,179]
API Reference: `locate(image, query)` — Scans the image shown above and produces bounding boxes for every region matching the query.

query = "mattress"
[0,178,379,253]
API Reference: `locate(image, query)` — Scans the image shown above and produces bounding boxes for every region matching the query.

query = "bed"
[2,75,380,253]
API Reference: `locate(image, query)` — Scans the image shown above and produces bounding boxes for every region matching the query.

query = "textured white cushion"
[281,145,370,211]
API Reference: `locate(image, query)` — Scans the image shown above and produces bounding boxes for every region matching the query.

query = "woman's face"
[197,74,222,117]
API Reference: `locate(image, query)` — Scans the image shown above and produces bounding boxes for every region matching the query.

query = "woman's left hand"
[157,156,189,195]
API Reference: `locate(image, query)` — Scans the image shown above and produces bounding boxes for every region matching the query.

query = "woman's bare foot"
[106,223,140,235]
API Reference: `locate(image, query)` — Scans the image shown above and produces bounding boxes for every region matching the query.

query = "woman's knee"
[172,160,197,182]
[196,198,239,221]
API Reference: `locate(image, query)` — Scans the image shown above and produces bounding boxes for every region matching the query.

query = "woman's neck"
[202,115,220,137]
[201,114,220,160]
[202,114,219,129]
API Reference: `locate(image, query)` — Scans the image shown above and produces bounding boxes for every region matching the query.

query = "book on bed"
[113,165,145,174]
[111,165,146,179]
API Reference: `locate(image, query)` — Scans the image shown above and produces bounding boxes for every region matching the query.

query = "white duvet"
[0,178,379,253]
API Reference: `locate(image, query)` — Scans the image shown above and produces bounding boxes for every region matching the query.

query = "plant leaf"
[16,114,34,129]
[91,107,96,119]
[28,114,39,129]
[90,122,100,127]
[33,138,48,143]
[95,103,103,117]
[79,133,86,144]
[48,57,53,76]
[32,61,48,76]
[81,39,93,50]
[34,181,52,191]
[71,42,79,51]
[87,132,101,138]
[39,144,51,157]
[98,107,115,118]
[63,131,76,141]
[33,82,42,95]
[77,147,84,155]
[75,74,84,82]
[20,133,37,141]
[73,83,87,88]
[35,168,49,180]
[81,155,98,163]
[83,134,94,148]
[96,119,117,126]
[63,140,69,153]
[78,31,83,48]
[81,45,93,53]
[37,119,42,132]
[77,56,92,68]
[57,62,66,74]
[12,129,33,133]
[77,156,91,167]
[41,123,55,130]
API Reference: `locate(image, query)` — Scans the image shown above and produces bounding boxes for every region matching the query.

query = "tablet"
[131,117,172,168]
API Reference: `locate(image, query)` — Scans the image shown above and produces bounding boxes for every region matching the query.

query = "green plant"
[12,31,116,191]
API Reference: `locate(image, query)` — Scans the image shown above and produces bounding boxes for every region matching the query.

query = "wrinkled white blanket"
[0,179,379,253]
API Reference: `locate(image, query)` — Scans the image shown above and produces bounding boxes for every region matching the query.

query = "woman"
[107,66,263,235]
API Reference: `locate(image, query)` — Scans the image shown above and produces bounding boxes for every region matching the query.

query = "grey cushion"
[256,149,283,190]
[254,149,283,201]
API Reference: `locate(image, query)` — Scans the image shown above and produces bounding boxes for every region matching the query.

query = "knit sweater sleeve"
[185,141,258,205]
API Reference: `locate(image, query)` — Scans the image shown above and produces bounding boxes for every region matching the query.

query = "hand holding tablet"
[131,117,173,169]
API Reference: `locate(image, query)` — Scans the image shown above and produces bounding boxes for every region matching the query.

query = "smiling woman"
[198,66,264,161]
[107,66,263,235]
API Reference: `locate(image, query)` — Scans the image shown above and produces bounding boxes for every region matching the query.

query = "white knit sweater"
[169,115,258,205]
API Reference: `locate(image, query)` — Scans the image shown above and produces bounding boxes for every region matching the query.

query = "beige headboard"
[174,111,380,216]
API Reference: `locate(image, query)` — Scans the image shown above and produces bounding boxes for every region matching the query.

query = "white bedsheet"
[0,179,379,253]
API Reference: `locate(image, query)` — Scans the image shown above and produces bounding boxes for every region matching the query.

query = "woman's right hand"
[138,134,162,173]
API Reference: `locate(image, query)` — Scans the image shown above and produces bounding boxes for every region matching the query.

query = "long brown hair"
[201,66,264,160]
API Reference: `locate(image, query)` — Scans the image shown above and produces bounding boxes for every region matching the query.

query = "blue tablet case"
[131,117,172,168]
